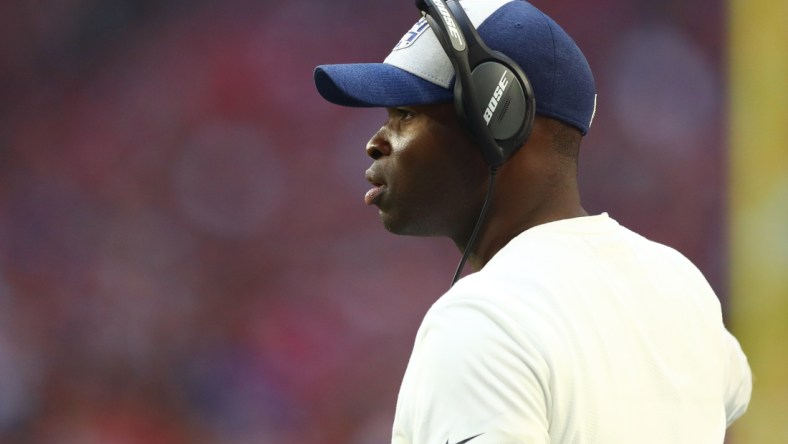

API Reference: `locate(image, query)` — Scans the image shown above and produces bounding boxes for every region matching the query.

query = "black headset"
[416,0,536,286]
[416,0,535,168]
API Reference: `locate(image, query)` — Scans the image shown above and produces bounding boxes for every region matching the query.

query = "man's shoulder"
[492,213,703,277]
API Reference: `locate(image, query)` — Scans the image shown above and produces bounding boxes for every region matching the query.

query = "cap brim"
[314,63,453,108]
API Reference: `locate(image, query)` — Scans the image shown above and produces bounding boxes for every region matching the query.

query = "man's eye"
[396,108,415,120]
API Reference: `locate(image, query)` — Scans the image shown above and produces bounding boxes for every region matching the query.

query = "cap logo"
[393,17,430,51]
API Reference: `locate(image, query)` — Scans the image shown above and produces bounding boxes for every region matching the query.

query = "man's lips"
[364,183,386,205]
[365,168,386,206]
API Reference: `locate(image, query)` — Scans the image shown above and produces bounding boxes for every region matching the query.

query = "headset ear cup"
[470,60,534,163]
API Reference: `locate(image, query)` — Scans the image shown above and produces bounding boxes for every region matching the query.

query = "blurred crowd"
[0,0,725,443]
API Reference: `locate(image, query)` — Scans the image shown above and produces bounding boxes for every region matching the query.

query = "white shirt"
[391,214,751,444]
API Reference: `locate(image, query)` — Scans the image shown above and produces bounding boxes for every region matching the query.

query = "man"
[313,0,751,443]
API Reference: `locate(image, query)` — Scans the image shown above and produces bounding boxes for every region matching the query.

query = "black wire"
[450,167,498,287]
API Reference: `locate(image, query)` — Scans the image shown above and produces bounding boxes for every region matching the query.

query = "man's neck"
[460,184,587,272]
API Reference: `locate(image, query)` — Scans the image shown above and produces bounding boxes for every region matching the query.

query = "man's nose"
[366,128,391,160]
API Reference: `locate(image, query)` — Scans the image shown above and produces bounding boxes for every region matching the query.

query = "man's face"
[363,102,489,239]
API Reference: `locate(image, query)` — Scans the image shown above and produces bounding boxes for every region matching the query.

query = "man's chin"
[379,210,436,237]
[379,210,413,236]
[380,211,404,234]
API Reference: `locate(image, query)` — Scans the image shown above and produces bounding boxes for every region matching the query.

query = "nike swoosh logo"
[446,433,483,444]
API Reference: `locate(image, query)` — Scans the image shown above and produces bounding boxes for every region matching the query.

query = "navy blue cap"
[314,0,596,135]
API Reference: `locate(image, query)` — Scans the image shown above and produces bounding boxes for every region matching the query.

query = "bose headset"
[416,0,535,168]
[414,0,536,286]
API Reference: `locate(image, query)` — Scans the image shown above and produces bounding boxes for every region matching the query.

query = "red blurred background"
[0,0,726,442]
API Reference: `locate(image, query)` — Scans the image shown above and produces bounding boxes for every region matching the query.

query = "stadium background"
[0,0,784,442]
